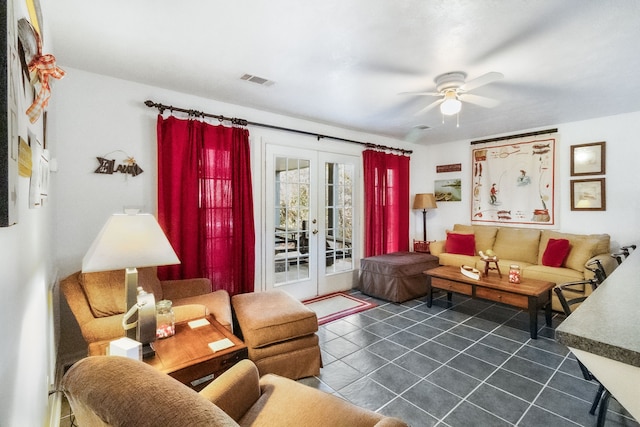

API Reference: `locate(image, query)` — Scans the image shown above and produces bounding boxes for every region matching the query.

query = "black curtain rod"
[144,100,412,155]
[470,128,558,145]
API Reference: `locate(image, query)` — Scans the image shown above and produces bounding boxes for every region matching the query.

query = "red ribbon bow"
[25,28,65,123]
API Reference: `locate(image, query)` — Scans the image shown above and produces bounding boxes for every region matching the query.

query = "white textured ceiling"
[43,0,640,144]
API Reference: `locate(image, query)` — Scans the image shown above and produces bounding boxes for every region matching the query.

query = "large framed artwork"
[471,133,557,227]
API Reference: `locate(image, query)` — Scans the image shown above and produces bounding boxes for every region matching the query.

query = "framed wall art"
[571,178,606,211]
[571,141,605,176]
[1,1,21,227]
[471,133,557,227]
[434,179,461,202]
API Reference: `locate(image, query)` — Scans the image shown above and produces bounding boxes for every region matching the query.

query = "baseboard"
[46,362,66,427]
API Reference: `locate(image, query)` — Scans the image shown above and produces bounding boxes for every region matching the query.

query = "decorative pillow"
[445,232,476,256]
[542,238,571,267]
[80,270,127,318]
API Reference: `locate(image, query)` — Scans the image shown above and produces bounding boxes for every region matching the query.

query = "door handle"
[312,229,318,235]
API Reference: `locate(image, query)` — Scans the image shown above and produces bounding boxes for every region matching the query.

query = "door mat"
[303,292,377,325]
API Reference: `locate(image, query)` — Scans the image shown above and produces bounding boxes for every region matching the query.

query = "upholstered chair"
[61,267,232,356]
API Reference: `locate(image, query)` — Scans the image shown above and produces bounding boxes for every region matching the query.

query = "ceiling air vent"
[240,74,275,86]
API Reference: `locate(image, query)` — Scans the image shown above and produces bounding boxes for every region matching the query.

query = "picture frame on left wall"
[1,1,21,227]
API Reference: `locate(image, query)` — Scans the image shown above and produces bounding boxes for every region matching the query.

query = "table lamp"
[412,193,437,242]
[82,212,180,355]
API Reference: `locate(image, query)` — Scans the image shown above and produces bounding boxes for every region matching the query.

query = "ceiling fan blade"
[459,93,501,108]
[460,72,504,91]
[415,98,443,116]
[398,90,440,96]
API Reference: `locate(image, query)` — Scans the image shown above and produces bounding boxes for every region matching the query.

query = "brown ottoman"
[359,251,440,302]
[231,290,322,379]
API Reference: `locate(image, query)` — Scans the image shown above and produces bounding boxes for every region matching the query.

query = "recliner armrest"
[80,315,126,344]
[161,278,213,300]
[199,359,261,422]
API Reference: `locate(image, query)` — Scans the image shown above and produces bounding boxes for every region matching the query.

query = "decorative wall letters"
[94,153,144,177]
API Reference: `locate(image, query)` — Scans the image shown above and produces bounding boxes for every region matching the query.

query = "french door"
[265,145,359,300]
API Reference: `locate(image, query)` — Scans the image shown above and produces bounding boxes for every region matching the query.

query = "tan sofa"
[430,224,617,311]
[61,267,232,356]
[62,356,408,427]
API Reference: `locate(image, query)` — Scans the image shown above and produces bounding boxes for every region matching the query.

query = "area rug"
[303,292,377,325]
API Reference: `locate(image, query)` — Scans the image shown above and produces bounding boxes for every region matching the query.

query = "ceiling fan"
[401,71,504,117]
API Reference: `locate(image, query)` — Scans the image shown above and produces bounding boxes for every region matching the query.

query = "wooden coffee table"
[424,266,555,339]
[100,315,247,390]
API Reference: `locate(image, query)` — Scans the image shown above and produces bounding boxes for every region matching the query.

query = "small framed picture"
[434,179,461,202]
[571,178,606,211]
[571,142,605,176]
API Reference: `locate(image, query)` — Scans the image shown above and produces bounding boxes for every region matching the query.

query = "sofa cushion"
[542,238,570,267]
[445,232,476,256]
[453,224,499,255]
[565,238,600,272]
[232,291,318,349]
[438,253,479,269]
[80,270,127,317]
[80,268,164,318]
[492,228,541,265]
[539,230,609,272]
[240,373,392,427]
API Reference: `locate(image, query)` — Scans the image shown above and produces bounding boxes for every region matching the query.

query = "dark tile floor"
[299,290,639,427]
[60,289,639,427]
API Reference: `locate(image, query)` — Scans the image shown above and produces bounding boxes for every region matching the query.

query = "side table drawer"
[476,287,527,309]
[169,347,248,390]
[431,278,472,296]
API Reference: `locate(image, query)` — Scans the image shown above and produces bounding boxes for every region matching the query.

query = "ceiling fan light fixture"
[440,91,462,116]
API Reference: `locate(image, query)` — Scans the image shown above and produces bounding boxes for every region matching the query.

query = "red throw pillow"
[542,238,571,267]
[446,233,476,256]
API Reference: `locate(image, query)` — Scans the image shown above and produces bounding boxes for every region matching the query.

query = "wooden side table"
[99,315,247,390]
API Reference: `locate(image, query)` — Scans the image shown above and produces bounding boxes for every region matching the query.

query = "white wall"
[0,1,57,425]
[410,112,640,249]
[52,67,418,361]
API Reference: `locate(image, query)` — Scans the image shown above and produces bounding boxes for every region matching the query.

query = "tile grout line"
[513,351,583,426]
[431,304,529,426]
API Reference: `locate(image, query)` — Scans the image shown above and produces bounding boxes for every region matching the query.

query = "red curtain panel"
[157,115,255,295]
[363,149,410,257]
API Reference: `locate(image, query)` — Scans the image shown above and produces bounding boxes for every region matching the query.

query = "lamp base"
[142,343,156,359]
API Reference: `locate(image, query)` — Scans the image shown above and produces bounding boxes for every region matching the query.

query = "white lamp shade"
[82,213,180,273]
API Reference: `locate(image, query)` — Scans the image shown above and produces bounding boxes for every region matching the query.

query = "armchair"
[62,356,408,427]
[60,267,232,356]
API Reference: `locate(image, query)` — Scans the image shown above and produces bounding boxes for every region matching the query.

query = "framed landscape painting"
[435,179,461,202]
[571,142,605,176]
[571,178,606,211]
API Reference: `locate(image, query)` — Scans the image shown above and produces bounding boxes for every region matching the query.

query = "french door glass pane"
[325,162,353,274]
[274,158,310,284]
